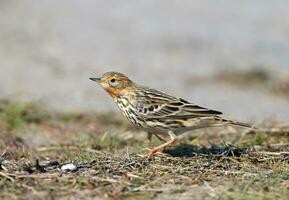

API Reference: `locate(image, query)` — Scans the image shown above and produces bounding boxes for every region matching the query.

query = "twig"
[207,169,258,176]
[0,172,15,182]
[0,150,7,158]
[256,151,289,156]
[258,157,281,161]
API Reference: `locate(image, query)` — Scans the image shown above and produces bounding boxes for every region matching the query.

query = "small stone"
[61,163,77,171]
[47,160,59,167]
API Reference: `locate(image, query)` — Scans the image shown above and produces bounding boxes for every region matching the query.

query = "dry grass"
[0,100,288,200]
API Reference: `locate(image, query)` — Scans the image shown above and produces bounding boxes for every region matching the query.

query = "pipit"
[90,72,253,158]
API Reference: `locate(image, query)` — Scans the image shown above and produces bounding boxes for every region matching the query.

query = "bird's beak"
[89,77,101,83]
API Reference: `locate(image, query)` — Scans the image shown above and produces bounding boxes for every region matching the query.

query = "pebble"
[61,163,77,171]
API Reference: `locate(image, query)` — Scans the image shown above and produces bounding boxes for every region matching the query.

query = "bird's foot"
[145,148,159,159]
[144,138,177,159]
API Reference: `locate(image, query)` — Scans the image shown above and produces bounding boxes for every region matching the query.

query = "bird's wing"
[132,86,222,119]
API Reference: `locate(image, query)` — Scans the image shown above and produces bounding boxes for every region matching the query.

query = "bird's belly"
[144,118,204,136]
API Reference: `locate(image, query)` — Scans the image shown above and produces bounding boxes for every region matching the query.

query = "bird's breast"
[114,97,146,128]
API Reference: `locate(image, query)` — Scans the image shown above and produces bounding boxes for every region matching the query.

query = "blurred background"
[0,0,289,123]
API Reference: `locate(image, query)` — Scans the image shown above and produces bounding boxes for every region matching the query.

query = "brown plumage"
[90,71,254,158]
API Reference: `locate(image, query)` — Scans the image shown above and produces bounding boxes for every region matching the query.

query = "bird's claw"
[144,148,158,159]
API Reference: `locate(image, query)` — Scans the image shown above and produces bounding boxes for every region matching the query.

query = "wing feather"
[131,86,222,119]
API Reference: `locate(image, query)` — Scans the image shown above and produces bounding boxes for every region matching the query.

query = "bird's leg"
[147,133,166,147]
[147,132,152,146]
[154,134,166,142]
[145,131,177,159]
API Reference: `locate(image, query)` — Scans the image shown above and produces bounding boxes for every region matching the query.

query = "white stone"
[61,163,77,171]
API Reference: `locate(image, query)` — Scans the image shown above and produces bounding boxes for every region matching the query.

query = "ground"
[0,100,288,200]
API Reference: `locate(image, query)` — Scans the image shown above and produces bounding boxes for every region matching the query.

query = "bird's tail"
[221,118,257,130]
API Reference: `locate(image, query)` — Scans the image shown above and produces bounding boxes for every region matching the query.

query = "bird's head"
[90,72,133,97]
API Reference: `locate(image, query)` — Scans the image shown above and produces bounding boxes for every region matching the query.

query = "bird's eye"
[108,78,118,86]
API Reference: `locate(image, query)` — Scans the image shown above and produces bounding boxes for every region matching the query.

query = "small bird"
[90,72,253,158]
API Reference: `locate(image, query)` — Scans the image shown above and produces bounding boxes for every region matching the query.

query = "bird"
[90,72,254,158]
